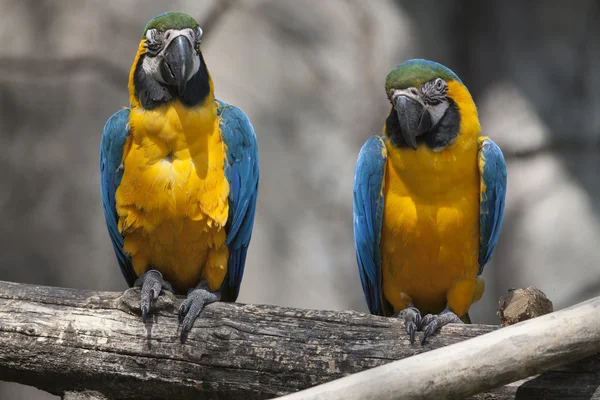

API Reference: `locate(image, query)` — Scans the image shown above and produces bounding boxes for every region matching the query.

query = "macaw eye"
[435,78,445,91]
[146,29,159,44]
[145,29,163,54]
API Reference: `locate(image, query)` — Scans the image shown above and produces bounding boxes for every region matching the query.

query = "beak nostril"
[411,88,419,96]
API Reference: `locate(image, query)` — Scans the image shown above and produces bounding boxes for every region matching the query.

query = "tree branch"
[276,294,600,400]
[0,280,597,400]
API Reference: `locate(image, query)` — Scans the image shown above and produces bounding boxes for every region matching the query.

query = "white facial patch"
[142,55,163,82]
[427,102,449,126]
[143,28,202,84]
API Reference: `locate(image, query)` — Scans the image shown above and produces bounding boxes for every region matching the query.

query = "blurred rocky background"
[1,0,599,398]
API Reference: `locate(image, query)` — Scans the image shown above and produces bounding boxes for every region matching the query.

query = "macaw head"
[129,12,211,109]
[384,59,480,151]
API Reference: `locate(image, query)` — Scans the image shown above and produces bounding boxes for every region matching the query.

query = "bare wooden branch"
[63,391,108,400]
[0,280,598,400]
[276,295,600,400]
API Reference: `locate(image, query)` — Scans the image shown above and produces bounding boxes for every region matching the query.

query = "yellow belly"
[115,100,230,294]
[381,141,483,317]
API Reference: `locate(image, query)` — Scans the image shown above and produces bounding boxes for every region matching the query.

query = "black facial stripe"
[421,79,448,96]
[421,79,448,106]
[146,42,162,53]
[146,30,164,49]
[424,97,444,106]
[145,49,161,57]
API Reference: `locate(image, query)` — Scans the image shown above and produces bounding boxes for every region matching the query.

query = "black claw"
[393,303,423,344]
[178,302,189,321]
[180,301,203,341]
[407,321,416,344]
[136,269,171,318]
[420,308,463,345]
[421,322,438,345]
[178,282,220,342]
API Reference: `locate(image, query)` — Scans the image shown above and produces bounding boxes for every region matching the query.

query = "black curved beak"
[160,35,195,95]
[394,96,432,150]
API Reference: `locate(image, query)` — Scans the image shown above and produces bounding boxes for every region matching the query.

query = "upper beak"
[394,95,432,150]
[160,35,195,95]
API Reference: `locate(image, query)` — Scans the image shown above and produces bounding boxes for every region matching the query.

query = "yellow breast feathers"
[115,99,230,293]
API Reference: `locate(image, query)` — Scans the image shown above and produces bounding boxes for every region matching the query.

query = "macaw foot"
[392,303,422,344]
[178,281,221,342]
[420,307,463,345]
[133,269,173,319]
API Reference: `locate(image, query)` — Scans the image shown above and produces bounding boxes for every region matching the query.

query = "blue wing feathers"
[100,101,259,299]
[217,99,260,302]
[478,137,507,273]
[353,136,387,316]
[100,109,136,286]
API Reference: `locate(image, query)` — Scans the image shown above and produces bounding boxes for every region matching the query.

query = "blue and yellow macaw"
[353,59,506,344]
[100,12,259,340]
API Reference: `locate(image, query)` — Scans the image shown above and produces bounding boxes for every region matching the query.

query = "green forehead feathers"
[385,59,462,91]
[143,12,199,36]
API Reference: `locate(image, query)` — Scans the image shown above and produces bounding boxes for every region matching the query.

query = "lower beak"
[160,35,195,95]
[394,96,432,150]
